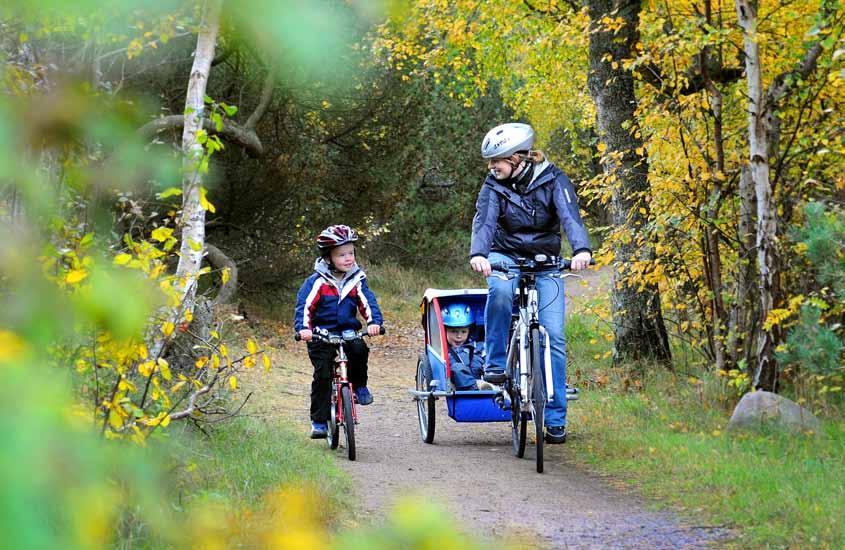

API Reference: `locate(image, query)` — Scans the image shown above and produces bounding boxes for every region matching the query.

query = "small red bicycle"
[296,327,384,461]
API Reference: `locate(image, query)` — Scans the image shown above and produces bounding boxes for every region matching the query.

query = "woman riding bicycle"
[469,122,592,444]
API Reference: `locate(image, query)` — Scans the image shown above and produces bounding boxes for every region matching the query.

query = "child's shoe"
[310,421,328,439]
[355,386,373,405]
[545,425,567,444]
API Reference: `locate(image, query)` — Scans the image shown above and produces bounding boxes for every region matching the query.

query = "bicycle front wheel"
[531,328,546,473]
[341,385,356,461]
[509,360,526,457]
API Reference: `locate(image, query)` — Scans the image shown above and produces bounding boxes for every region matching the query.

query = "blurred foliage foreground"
[0,36,485,550]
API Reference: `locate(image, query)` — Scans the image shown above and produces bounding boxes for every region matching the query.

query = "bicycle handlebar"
[295,326,386,343]
[490,255,596,274]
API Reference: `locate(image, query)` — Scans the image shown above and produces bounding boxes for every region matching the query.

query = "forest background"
[0,0,843,547]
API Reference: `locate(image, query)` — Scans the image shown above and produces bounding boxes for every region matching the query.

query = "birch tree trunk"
[734,0,834,390]
[586,0,672,366]
[149,0,222,359]
[175,0,222,310]
[735,0,781,391]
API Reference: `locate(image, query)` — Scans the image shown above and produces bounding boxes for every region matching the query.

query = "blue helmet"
[442,303,474,327]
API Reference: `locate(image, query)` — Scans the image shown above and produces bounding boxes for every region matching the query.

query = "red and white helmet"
[316,224,358,252]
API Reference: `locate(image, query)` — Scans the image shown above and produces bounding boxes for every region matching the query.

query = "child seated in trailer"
[442,302,495,391]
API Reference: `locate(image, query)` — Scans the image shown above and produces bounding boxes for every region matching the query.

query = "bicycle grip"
[560,258,597,270]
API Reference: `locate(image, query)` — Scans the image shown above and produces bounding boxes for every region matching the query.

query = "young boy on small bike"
[294,225,383,439]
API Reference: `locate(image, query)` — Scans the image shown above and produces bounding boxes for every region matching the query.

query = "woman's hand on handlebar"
[470,255,492,277]
[366,324,382,337]
[298,329,313,342]
[570,251,592,271]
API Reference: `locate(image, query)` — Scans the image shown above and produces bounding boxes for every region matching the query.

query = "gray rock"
[727,391,821,435]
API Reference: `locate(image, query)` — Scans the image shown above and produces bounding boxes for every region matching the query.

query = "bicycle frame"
[311,329,363,426]
[497,255,582,404]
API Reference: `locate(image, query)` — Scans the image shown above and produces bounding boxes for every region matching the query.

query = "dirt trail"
[246,269,729,549]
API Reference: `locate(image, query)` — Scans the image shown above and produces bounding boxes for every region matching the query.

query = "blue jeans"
[484,252,568,427]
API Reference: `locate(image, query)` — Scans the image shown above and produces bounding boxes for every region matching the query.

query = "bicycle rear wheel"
[341,385,356,461]
[327,385,339,450]
[531,328,545,473]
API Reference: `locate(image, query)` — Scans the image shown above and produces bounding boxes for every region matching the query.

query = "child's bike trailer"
[410,288,511,444]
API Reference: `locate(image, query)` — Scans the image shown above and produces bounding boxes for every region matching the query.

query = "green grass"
[119,417,352,547]
[171,417,351,513]
[563,310,845,548]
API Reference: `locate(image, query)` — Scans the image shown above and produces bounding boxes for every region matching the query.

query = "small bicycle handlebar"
[295,326,386,343]
[490,255,596,274]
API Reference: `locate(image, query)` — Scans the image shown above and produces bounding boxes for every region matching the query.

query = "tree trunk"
[149,0,222,360]
[700,3,728,372]
[586,0,672,366]
[735,0,782,391]
[175,0,222,316]
[734,0,834,390]
[727,166,758,370]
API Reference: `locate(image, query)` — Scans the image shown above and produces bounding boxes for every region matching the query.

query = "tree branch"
[765,4,841,108]
[138,114,264,157]
[244,65,275,131]
[205,242,238,305]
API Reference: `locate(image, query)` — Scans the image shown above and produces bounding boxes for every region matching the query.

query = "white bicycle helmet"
[481,123,535,159]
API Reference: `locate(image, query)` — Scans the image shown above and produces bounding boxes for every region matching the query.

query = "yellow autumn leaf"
[150,226,173,242]
[263,354,271,372]
[195,356,209,369]
[161,322,175,337]
[114,253,132,265]
[247,339,258,354]
[65,269,88,284]
[199,187,216,213]
[221,267,230,285]
[219,343,228,357]
[138,361,155,377]
[229,376,237,390]
[0,330,27,361]
[157,358,172,381]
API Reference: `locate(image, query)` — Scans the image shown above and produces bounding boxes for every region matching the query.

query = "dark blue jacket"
[449,342,485,391]
[470,161,591,259]
[294,259,383,333]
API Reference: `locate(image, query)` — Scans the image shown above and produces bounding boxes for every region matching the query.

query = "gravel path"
[248,268,730,548]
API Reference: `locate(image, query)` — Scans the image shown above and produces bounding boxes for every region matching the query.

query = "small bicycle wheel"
[415,355,436,444]
[531,328,546,474]
[327,387,340,450]
[341,385,356,461]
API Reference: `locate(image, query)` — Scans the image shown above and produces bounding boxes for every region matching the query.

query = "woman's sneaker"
[310,421,328,439]
[545,425,567,444]
[483,369,507,384]
[355,386,373,405]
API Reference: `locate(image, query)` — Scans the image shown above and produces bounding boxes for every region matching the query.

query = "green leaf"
[222,104,238,117]
[204,95,214,105]
[157,187,182,199]
[79,233,95,248]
